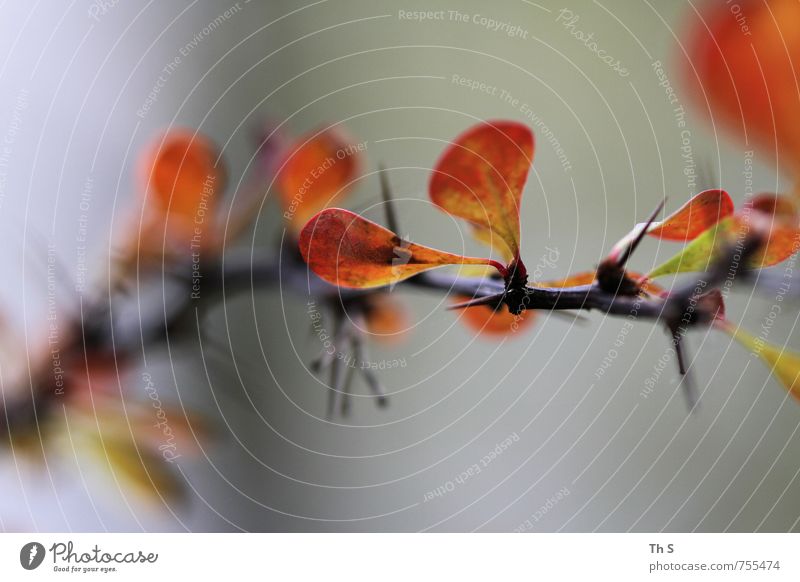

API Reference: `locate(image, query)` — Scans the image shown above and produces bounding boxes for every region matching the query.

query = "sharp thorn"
[617,198,667,268]
[324,313,348,419]
[446,292,505,311]
[311,306,341,372]
[672,329,698,412]
[674,334,687,376]
[379,164,400,234]
[351,316,389,408]
[310,349,335,373]
[327,355,349,420]
[358,365,387,405]
[340,360,357,417]
[549,310,590,325]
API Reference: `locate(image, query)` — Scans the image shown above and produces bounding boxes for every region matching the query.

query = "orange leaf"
[537,271,596,288]
[456,297,535,337]
[277,127,361,232]
[647,190,734,241]
[430,121,534,260]
[144,129,225,234]
[683,0,800,175]
[536,270,662,295]
[299,208,499,289]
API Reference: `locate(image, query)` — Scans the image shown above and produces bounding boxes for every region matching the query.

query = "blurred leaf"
[719,322,800,401]
[429,121,533,260]
[87,433,185,503]
[129,406,208,457]
[362,293,409,343]
[683,0,800,176]
[747,216,800,267]
[647,219,731,279]
[277,127,361,232]
[647,214,800,279]
[299,208,497,289]
[145,129,225,234]
[750,193,799,221]
[79,394,207,463]
[455,296,535,337]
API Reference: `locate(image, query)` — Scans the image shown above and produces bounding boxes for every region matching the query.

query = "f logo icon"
[20,542,45,570]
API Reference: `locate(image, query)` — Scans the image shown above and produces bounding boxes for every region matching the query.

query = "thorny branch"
[0,184,771,430]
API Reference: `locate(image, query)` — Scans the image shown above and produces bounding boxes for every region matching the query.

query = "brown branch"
[0,225,767,430]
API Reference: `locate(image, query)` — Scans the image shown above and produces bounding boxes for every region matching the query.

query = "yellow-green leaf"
[719,322,800,401]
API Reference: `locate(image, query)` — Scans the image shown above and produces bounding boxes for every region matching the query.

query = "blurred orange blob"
[362,293,409,343]
[143,129,225,240]
[456,299,535,337]
[750,192,799,221]
[684,0,800,175]
[277,127,362,233]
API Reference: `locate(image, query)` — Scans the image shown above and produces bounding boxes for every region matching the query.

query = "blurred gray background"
[0,0,798,532]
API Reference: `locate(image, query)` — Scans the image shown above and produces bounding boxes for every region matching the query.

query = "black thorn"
[310,349,335,373]
[379,164,400,234]
[671,328,698,411]
[326,358,339,420]
[352,316,388,408]
[340,358,357,417]
[310,306,340,372]
[549,310,590,325]
[325,314,348,419]
[617,198,667,268]
[447,292,505,311]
